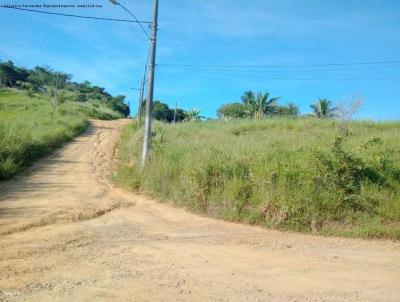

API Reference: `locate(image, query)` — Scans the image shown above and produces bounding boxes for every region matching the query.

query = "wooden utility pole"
[141,0,158,168]
[137,65,147,124]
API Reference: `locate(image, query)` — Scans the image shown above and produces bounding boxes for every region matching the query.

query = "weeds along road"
[0,119,399,301]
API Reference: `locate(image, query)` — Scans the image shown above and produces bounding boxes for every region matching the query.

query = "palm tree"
[241,90,256,104]
[310,98,337,118]
[184,108,202,122]
[242,91,279,118]
[241,90,256,117]
[255,92,279,118]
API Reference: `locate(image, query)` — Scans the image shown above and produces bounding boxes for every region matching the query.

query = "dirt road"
[0,119,399,301]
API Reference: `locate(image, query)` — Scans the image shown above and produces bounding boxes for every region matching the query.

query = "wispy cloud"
[1,0,399,119]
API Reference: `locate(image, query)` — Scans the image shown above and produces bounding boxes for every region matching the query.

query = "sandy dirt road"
[0,119,399,302]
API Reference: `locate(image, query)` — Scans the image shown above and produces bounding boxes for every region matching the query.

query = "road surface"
[0,119,399,301]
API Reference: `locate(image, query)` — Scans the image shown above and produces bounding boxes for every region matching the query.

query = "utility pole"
[137,65,147,124]
[141,0,158,168]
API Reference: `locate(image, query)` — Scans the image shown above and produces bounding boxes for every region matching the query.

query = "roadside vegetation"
[114,91,400,240]
[0,60,129,180]
[139,99,203,123]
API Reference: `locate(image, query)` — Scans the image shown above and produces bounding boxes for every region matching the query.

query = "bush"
[310,136,386,228]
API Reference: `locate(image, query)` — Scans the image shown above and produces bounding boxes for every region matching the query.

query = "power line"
[1,6,152,24]
[123,8,147,42]
[158,60,400,69]
[158,64,400,74]
[115,2,151,40]
[158,65,400,81]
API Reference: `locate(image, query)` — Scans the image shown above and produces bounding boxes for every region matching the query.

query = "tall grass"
[0,89,122,179]
[114,118,400,239]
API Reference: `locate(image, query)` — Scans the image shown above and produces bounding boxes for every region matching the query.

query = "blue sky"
[0,0,399,119]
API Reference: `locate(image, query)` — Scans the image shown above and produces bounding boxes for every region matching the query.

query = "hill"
[114,118,400,239]
[0,88,125,180]
[0,60,131,180]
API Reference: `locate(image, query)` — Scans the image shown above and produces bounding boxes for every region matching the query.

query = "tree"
[336,97,364,134]
[141,100,187,123]
[89,85,107,100]
[310,98,337,118]
[78,80,92,94]
[174,108,187,122]
[276,102,299,116]
[108,95,130,117]
[53,72,71,89]
[152,100,172,122]
[0,60,28,87]
[26,66,53,88]
[217,102,247,119]
[241,90,256,104]
[243,91,279,118]
[45,73,60,121]
[184,108,202,122]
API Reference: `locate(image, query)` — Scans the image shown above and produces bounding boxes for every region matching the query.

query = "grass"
[0,88,123,180]
[113,118,400,240]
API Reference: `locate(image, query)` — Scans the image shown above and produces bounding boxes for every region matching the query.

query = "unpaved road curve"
[0,119,399,302]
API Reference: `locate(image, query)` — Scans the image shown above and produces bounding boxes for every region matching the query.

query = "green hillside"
[0,60,130,180]
[114,118,400,239]
[0,88,124,180]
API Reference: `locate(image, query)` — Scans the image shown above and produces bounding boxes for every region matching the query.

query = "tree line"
[217,90,337,119]
[143,90,337,123]
[140,100,203,123]
[0,60,130,117]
